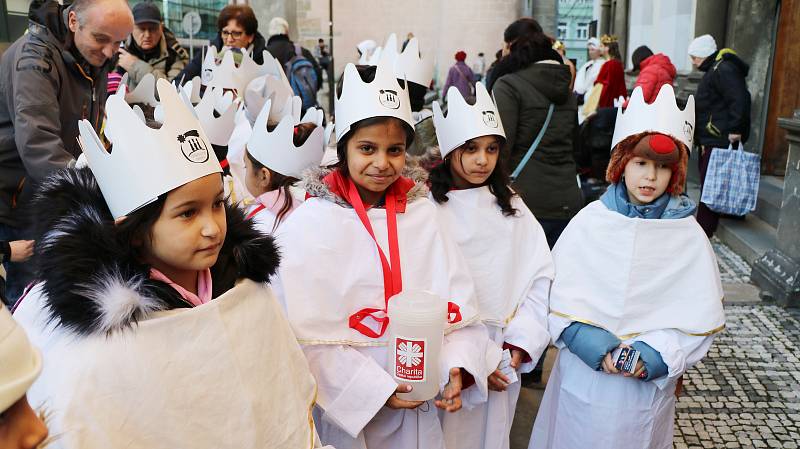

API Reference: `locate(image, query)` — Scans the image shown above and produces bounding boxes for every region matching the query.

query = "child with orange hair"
[529,85,725,449]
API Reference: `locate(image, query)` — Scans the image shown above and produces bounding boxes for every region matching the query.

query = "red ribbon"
[344,175,463,338]
[346,176,402,338]
[245,203,266,220]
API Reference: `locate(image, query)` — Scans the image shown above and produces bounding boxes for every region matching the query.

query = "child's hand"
[510,349,523,369]
[385,384,424,410]
[488,369,510,392]
[435,368,463,412]
[601,351,620,374]
[9,240,34,262]
[623,360,647,379]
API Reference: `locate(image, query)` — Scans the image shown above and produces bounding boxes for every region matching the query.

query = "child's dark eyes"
[179,209,196,219]
[487,145,499,153]
[213,199,225,208]
[388,146,405,155]
[359,145,374,153]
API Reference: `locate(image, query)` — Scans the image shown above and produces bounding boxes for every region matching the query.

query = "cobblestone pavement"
[674,239,800,448]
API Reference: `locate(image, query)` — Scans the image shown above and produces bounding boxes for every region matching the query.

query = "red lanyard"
[246,203,266,220]
[346,178,402,338]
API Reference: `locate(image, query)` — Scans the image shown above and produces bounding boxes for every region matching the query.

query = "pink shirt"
[149,268,213,307]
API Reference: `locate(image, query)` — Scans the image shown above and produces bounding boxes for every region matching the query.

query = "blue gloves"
[631,341,668,381]
[559,322,620,371]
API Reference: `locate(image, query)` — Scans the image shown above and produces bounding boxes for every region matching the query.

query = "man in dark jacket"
[689,34,752,236]
[116,1,189,90]
[265,17,322,92]
[0,0,132,302]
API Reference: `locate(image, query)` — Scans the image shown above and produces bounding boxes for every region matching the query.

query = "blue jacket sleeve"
[559,322,621,371]
[631,341,668,381]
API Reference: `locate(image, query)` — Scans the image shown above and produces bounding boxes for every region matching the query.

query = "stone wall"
[268,0,524,89]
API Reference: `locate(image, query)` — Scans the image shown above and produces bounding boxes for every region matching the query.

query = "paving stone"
[669,241,800,449]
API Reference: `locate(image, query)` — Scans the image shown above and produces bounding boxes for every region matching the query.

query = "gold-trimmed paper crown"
[79,78,222,219]
[611,84,695,151]
[334,50,413,142]
[247,98,325,179]
[433,82,505,158]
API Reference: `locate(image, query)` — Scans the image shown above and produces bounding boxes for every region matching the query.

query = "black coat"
[175,31,268,85]
[493,62,583,220]
[695,50,751,148]
[266,34,323,91]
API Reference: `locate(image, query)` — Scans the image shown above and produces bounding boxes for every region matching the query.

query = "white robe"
[575,58,606,123]
[14,280,322,449]
[529,201,724,449]
[433,188,553,449]
[277,192,494,449]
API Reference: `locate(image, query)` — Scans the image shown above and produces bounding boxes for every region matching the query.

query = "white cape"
[14,280,321,449]
[277,194,493,449]
[434,187,554,449]
[433,187,553,326]
[549,201,725,338]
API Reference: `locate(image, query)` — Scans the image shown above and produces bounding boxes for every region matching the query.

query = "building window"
[558,22,568,40]
[576,22,588,40]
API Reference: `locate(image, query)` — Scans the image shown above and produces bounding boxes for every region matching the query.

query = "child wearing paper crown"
[0,307,49,449]
[243,97,325,233]
[11,79,324,449]
[275,54,494,449]
[529,85,725,449]
[429,83,554,449]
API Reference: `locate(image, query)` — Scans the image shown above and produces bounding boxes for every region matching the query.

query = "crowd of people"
[0,1,747,448]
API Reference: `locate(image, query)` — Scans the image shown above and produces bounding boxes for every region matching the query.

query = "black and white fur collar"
[25,167,280,335]
[301,165,430,208]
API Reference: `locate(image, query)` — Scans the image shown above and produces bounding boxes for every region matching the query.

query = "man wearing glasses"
[116,1,189,91]
[0,0,133,304]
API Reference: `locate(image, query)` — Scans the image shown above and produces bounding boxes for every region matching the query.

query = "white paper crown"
[433,83,506,158]
[181,76,202,104]
[120,73,158,106]
[244,73,294,123]
[395,37,433,87]
[247,98,325,179]
[334,50,413,142]
[201,47,271,93]
[195,86,239,146]
[611,84,695,150]
[79,78,222,219]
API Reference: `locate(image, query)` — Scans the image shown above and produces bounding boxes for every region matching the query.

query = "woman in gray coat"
[490,18,583,248]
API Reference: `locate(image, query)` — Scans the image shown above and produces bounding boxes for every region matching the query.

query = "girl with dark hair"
[431,83,553,449]
[491,17,583,248]
[244,101,324,234]
[11,80,320,448]
[276,58,493,449]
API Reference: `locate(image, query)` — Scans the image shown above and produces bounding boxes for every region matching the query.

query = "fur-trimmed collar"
[301,165,430,209]
[24,167,280,336]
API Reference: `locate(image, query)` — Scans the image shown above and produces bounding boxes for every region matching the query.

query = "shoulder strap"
[511,103,555,180]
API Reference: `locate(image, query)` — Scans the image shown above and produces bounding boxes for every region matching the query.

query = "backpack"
[285,44,319,113]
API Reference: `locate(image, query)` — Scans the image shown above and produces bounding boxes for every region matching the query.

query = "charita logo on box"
[378,89,400,109]
[177,130,210,163]
[394,336,426,381]
[482,111,498,128]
